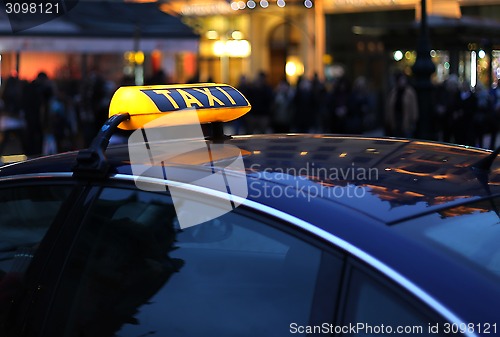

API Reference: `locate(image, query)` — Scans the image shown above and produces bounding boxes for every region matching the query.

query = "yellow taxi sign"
[109,83,251,130]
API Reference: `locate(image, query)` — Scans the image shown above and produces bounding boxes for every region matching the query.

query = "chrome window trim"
[112,173,476,336]
[0,172,75,182]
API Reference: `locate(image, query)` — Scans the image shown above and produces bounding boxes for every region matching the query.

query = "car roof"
[2,134,499,225]
[3,133,500,325]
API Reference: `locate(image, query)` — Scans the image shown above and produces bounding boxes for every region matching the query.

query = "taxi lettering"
[141,86,245,112]
[193,87,225,106]
[151,89,179,109]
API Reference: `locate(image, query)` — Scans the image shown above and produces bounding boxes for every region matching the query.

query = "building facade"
[3,0,500,91]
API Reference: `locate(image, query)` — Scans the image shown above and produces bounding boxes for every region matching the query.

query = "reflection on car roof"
[1,134,498,225]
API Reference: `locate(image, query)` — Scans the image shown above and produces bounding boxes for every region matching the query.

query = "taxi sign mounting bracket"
[207,122,232,143]
[73,113,131,179]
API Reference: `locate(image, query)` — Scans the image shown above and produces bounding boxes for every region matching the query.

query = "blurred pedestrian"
[310,73,326,132]
[236,75,253,134]
[237,75,252,98]
[145,69,169,85]
[246,71,273,134]
[80,68,107,147]
[120,75,135,87]
[433,80,449,142]
[47,91,73,154]
[474,83,492,148]
[437,75,462,143]
[321,80,335,133]
[456,83,477,146]
[347,76,370,134]
[489,79,500,149]
[186,73,200,84]
[272,78,293,133]
[1,70,22,116]
[330,76,351,134]
[0,71,24,155]
[386,73,418,138]
[22,72,55,156]
[292,76,313,133]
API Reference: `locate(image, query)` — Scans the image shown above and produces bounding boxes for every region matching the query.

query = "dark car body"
[0,133,498,336]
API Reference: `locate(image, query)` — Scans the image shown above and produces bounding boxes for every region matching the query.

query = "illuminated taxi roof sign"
[109,83,251,130]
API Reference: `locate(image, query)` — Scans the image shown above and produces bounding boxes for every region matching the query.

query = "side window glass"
[342,267,457,336]
[54,187,341,337]
[0,185,71,328]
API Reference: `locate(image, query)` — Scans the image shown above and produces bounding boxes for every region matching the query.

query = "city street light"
[412,0,436,140]
[211,30,251,83]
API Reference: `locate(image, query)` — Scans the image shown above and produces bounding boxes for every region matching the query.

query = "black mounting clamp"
[73,113,130,179]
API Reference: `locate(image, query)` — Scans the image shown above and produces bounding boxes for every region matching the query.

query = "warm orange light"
[134,51,145,65]
[412,141,485,153]
[392,168,430,177]
[151,50,161,72]
[18,52,64,80]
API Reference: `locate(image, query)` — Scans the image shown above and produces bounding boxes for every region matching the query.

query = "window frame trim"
[0,172,75,183]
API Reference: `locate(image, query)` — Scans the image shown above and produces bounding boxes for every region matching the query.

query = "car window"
[395,198,500,280]
[49,187,342,337]
[341,266,455,337]
[0,185,72,331]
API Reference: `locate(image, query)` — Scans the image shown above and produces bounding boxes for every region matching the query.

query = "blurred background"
[1,0,500,159]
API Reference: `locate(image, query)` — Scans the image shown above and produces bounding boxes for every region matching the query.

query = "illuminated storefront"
[164,0,324,86]
[324,0,500,88]
[159,0,500,88]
